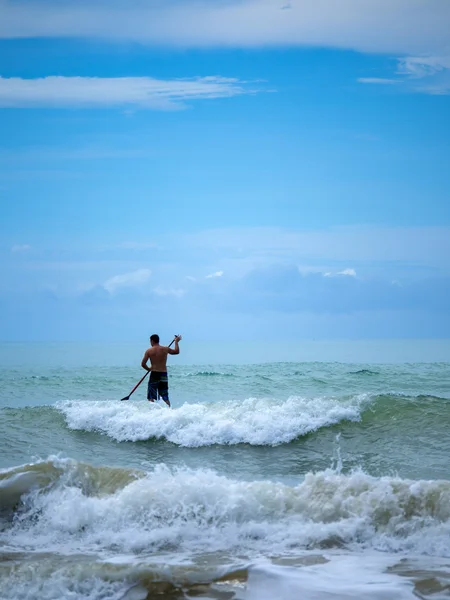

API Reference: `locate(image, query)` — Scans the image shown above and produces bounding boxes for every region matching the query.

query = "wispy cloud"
[397,55,450,94]
[359,55,450,95]
[339,268,356,277]
[324,268,356,277]
[206,270,224,279]
[397,55,450,78]
[0,75,259,110]
[1,0,448,56]
[153,286,185,297]
[103,268,151,293]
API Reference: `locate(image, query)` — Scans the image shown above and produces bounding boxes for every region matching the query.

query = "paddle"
[120,338,176,401]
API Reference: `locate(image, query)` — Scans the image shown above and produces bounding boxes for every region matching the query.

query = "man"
[141,334,182,407]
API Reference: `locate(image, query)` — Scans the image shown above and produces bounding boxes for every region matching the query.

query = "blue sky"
[0,0,449,342]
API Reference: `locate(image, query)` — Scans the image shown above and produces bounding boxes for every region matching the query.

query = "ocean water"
[1,340,450,600]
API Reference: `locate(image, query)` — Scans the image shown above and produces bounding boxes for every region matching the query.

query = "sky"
[0,0,449,344]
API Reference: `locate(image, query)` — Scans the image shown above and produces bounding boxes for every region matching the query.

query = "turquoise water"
[1,340,450,600]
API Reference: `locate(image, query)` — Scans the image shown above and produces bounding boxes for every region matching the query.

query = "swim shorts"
[147,371,169,403]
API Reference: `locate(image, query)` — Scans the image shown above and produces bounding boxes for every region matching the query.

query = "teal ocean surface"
[1,340,450,600]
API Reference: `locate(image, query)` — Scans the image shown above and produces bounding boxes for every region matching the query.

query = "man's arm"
[141,350,152,371]
[167,335,182,355]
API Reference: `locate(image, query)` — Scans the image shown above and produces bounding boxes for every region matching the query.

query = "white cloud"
[398,55,450,94]
[338,268,356,277]
[153,285,185,297]
[324,268,357,277]
[359,54,450,95]
[1,0,449,56]
[103,268,151,293]
[0,75,258,109]
[11,244,31,253]
[397,55,450,78]
[206,270,224,279]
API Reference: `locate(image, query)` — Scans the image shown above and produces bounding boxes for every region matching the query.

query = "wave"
[358,393,450,430]
[348,369,379,376]
[0,458,141,517]
[185,370,234,377]
[2,457,450,559]
[3,391,450,449]
[54,395,368,446]
[55,393,450,446]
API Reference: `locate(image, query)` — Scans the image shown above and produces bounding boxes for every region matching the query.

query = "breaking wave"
[2,457,450,558]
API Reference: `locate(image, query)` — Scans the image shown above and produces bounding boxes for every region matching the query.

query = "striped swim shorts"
[147,371,169,404]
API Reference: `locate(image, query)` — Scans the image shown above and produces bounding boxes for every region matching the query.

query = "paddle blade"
[120,396,130,402]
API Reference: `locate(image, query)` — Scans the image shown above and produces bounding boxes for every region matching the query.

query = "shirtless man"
[141,334,182,407]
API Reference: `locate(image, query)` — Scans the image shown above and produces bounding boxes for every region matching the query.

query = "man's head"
[150,334,160,346]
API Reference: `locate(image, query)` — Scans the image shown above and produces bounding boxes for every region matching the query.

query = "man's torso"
[148,345,168,372]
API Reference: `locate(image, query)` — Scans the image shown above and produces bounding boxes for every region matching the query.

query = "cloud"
[187,226,450,271]
[228,265,450,314]
[205,270,224,279]
[359,55,450,95]
[186,263,441,316]
[398,55,450,94]
[397,55,450,78]
[324,268,356,277]
[3,224,450,340]
[103,268,151,293]
[153,285,185,297]
[1,0,449,56]
[0,75,258,109]
[11,244,31,253]
[4,226,448,307]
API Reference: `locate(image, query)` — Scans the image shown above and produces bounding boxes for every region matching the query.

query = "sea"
[1,339,450,600]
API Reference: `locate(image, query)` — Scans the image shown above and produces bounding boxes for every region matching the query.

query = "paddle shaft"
[120,338,176,401]
[127,370,150,397]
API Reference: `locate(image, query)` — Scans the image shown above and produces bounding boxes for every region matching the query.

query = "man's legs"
[147,376,158,402]
[157,374,170,407]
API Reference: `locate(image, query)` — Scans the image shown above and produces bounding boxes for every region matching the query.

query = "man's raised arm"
[168,335,182,355]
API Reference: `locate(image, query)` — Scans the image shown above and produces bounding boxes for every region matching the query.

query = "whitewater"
[1,341,450,600]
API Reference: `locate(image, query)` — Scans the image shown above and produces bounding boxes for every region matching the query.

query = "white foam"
[0,555,148,600]
[55,395,369,446]
[245,555,416,600]
[4,461,450,559]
